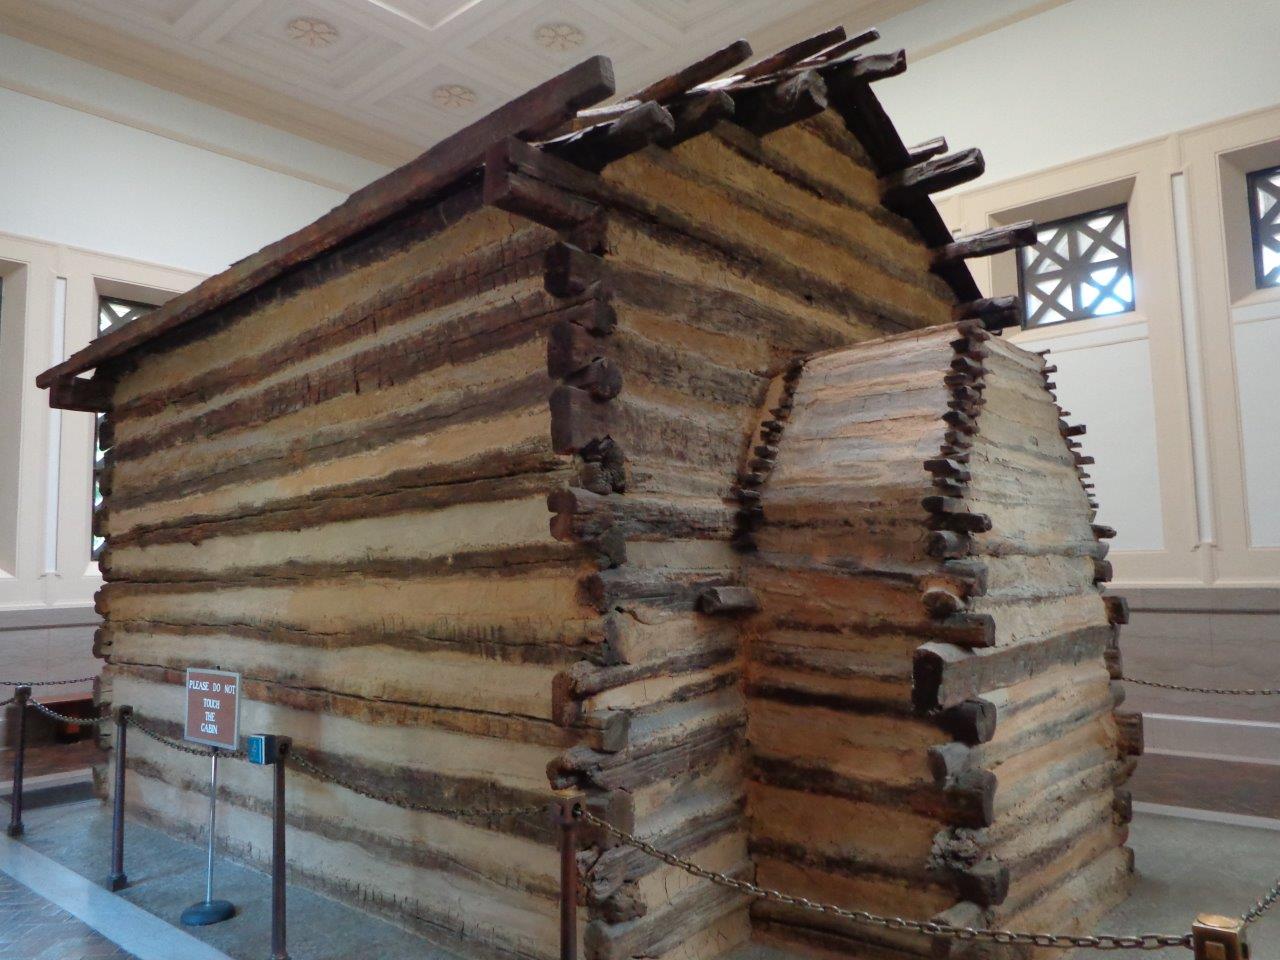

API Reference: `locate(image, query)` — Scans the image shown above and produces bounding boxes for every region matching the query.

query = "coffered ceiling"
[0,0,930,165]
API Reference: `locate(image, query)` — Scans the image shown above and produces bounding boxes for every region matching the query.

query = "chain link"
[28,700,113,726]
[0,676,97,687]
[286,751,547,821]
[125,714,245,760]
[1124,677,1280,696]
[0,697,13,709]
[1241,874,1280,925]
[577,809,1191,951]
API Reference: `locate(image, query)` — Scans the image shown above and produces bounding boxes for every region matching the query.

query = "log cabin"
[38,27,1140,960]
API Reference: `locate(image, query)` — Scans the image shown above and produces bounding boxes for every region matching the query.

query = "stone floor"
[1,792,1278,960]
[9,800,464,960]
[0,872,136,960]
[1076,811,1280,960]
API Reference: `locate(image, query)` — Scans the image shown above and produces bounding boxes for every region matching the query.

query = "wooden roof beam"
[955,296,1024,331]
[734,70,828,138]
[882,148,986,210]
[934,221,1037,267]
[36,55,617,388]
[572,38,753,130]
[543,101,675,171]
[906,136,949,165]
[792,28,880,69]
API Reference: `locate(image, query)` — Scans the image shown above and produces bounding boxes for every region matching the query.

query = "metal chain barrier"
[125,714,245,760]
[576,807,1196,951]
[1124,677,1280,696]
[28,700,113,726]
[0,676,97,687]
[286,751,547,821]
[1241,875,1280,925]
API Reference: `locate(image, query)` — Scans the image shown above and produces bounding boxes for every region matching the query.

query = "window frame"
[91,295,158,560]
[1246,162,1280,290]
[1017,203,1136,329]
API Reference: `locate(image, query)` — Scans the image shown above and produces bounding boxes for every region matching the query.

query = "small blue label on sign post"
[246,734,280,765]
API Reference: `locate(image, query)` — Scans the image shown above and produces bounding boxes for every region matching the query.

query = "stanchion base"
[5,823,23,838]
[181,899,235,926]
[107,873,128,892]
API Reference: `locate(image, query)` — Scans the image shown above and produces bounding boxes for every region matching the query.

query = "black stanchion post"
[6,686,31,838]
[108,705,132,891]
[246,733,291,960]
[554,796,581,960]
[271,737,291,960]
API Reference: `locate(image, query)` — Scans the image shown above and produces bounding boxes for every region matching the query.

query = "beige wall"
[937,102,1280,592]
[0,231,200,692]
[936,107,1280,804]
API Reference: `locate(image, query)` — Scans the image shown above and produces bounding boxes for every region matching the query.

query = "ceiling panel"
[1,0,931,159]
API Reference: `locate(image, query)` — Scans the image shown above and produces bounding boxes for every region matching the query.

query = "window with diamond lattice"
[1248,164,1280,289]
[92,297,155,560]
[1017,206,1135,327]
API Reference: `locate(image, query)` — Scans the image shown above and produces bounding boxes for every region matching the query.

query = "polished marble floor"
[0,872,137,960]
[1,788,1277,960]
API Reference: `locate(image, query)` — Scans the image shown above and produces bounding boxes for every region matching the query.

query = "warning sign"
[184,668,241,750]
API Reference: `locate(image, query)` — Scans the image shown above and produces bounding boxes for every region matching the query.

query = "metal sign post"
[180,668,240,927]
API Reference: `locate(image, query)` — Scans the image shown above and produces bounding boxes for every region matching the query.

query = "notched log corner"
[697,586,760,616]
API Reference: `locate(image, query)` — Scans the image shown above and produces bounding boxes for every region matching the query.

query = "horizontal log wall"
[539,106,961,960]
[97,191,610,960]
[742,325,1134,959]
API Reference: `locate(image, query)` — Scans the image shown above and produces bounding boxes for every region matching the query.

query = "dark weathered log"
[933,221,1037,267]
[790,28,880,70]
[734,71,828,138]
[944,769,997,827]
[1104,648,1124,680]
[566,359,624,400]
[1115,711,1143,757]
[927,531,971,559]
[49,375,112,413]
[1111,680,1126,708]
[752,756,994,828]
[882,149,986,208]
[545,242,605,298]
[938,699,998,744]
[849,50,907,83]
[659,91,735,148]
[1112,788,1133,825]
[482,157,599,229]
[628,39,753,111]
[922,588,964,618]
[953,295,1022,331]
[930,901,986,960]
[938,613,996,648]
[558,297,618,335]
[730,26,846,83]
[550,385,613,455]
[548,321,605,378]
[697,586,760,615]
[913,626,1112,711]
[1103,595,1130,625]
[1093,524,1118,540]
[906,137,948,165]
[39,56,617,387]
[550,102,676,171]
[942,858,1009,909]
